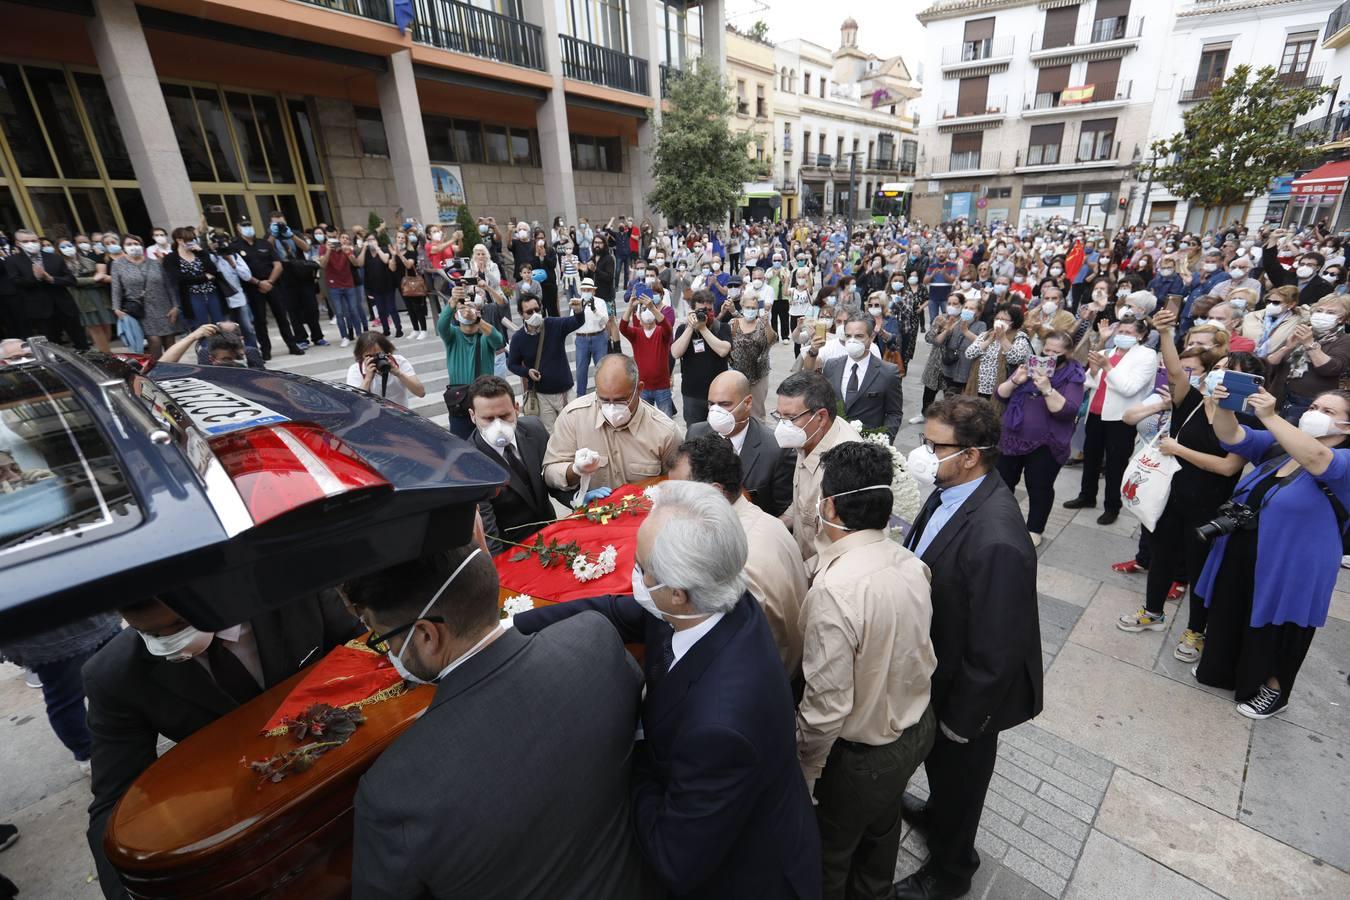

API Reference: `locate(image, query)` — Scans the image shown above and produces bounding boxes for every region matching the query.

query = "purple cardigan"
[999,360,1086,464]
[1196,427,1350,628]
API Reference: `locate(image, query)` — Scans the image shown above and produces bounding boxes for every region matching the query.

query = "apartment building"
[725,25,778,219]
[1140,0,1345,233]
[775,19,920,222]
[913,0,1166,229]
[0,0,727,239]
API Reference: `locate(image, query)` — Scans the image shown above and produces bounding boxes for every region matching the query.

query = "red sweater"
[619,316,673,389]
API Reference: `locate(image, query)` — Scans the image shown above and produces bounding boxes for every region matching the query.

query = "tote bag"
[1120,405,1201,530]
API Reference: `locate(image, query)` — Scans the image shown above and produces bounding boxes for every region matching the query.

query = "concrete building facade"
[0,0,726,239]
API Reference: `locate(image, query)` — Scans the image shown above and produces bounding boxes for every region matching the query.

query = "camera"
[695,308,708,322]
[1194,501,1257,542]
[373,352,392,376]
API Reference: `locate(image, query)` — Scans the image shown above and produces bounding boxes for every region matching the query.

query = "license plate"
[157,376,290,435]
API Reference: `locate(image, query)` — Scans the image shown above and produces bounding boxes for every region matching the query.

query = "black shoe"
[261,350,272,362]
[1062,496,1096,510]
[899,792,930,835]
[0,822,17,852]
[1236,684,1289,720]
[1097,509,1119,525]
[394,331,404,338]
[381,329,390,336]
[894,867,970,900]
[1064,455,1084,467]
[289,346,305,356]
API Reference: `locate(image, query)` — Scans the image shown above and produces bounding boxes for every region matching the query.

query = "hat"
[236,216,251,226]
[726,276,744,288]
[580,277,596,290]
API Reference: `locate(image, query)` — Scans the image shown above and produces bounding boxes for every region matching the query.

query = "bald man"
[543,353,680,491]
[687,370,795,517]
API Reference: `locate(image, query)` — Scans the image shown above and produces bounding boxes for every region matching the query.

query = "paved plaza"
[2,331,1348,899]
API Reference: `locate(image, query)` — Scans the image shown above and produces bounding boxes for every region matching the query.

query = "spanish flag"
[1061,84,1096,105]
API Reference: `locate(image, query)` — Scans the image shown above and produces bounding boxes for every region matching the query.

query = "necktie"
[907,489,944,552]
[503,443,532,487]
[649,624,676,686]
[206,637,261,705]
[845,363,860,406]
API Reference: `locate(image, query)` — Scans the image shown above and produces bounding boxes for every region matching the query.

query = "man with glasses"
[543,354,679,493]
[82,592,359,899]
[773,371,863,560]
[894,396,1042,900]
[349,546,657,899]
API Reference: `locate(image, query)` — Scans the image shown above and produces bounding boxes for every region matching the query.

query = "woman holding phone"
[1194,382,1350,719]
[1116,308,1244,665]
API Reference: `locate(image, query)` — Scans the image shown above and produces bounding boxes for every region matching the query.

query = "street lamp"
[842,150,866,234]
[1135,153,1161,227]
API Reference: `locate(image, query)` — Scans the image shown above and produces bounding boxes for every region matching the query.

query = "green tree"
[748,20,769,42]
[1148,64,1329,207]
[456,204,481,257]
[367,210,388,249]
[649,59,755,226]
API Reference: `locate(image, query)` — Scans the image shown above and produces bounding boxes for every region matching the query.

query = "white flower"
[571,544,619,582]
[642,485,662,503]
[850,419,865,431]
[502,595,534,615]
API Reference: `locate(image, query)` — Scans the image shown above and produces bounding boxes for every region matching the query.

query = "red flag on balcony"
[1065,240,1086,282]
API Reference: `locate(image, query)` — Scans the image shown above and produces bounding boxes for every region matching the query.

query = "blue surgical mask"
[1189,374,1203,389]
[240,226,255,238]
[1113,335,1138,350]
[959,309,975,322]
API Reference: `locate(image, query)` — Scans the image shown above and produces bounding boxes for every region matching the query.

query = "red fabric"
[1064,241,1086,283]
[430,246,454,270]
[261,643,401,734]
[1229,335,1257,353]
[321,246,354,289]
[1089,350,1125,416]
[495,483,650,602]
[619,317,674,388]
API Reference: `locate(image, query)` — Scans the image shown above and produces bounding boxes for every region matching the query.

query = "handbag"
[120,296,146,320]
[399,275,427,298]
[520,325,547,418]
[442,333,484,420]
[1120,404,1202,530]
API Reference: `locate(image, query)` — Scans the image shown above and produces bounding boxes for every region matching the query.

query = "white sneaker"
[1029,533,1042,548]
[416,331,427,340]
[908,414,925,425]
[340,338,350,349]
[78,759,91,778]
[1342,554,1350,569]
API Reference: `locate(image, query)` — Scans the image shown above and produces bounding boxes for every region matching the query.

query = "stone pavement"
[2,323,1349,898]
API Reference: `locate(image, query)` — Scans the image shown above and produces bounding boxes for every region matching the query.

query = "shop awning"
[1290,160,1350,196]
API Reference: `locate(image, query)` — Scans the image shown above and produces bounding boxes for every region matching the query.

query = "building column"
[629,0,662,225]
[376,50,438,225]
[87,0,197,229]
[522,0,578,223]
[701,0,727,74]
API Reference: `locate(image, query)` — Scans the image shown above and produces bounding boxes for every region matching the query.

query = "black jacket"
[822,354,905,440]
[83,592,360,899]
[904,474,1043,739]
[5,250,76,320]
[687,417,795,517]
[1262,244,1332,305]
[472,416,566,553]
[161,250,230,314]
[515,592,822,899]
[591,250,617,301]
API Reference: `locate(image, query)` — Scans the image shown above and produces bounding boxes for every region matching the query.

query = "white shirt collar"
[729,426,749,454]
[669,612,725,670]
[215,624,245,642]
[844,351,871,386]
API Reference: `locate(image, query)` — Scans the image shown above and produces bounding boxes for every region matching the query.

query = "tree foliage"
[748,20,769,42]
[649,60,755,226]
[367,210,388,249]
[1149,64,1329,207]
[456,203,481,257]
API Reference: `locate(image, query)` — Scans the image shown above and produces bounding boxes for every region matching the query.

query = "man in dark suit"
[821,314,904,439]
[466,375,565,553]
[83,591,360,899]
[348,546,658,899]
[513,481,822,899]
[4,230,88,348]
[895,396,1042,900]
[1261,232,1332,306]
[687,369,795,516]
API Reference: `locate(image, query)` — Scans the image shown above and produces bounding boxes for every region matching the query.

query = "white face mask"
[1159,268,1174,277]
[845,337,868,360]
[154,235,169,246]
[706,400,743,436]
[478,418,516,448]
[1311,311,1340,332]
[908,276,919,286]
[630,565,706,622]
[1202,262,1218,273]
[868,306,884,317]
[386,548,486,685]
[138,625,214,662]
[19,241,39,254]
[1050,267,1063,277]
[1230,297,1248,310]
[1229,268,1245,280]
[751,279,763,290]
[639,309,657,326]
[905,444,966,487]
[525,312,544,329]
[456,310,476,326]
[774,413,817,449]
[1297,265,1316,279]
[602,395,634,428]
[1298,409,1349,438]
[1040,301,1058,315]
[125,245,144,257]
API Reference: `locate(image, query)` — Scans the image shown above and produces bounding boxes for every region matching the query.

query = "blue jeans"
[226,302,258,349]
[33,642,109,762]
[927,288,948,323]
[329,286,365,340]
[642,388,676,417]
[575,331,609,395]
[370,288,402,334]
[185,290,225,331]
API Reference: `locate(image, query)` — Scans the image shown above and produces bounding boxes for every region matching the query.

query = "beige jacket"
[788,416,862,560]
[542,393,680,491]
[735,496,810,676]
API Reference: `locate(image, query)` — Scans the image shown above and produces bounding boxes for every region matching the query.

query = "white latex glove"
[574,448,601,475]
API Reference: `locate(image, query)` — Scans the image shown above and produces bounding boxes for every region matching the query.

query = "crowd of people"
[3,207,1350,900]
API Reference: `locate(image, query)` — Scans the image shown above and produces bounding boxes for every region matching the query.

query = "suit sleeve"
[631,723,764,895]
[884,367,904,440]
[476,497,506,556]
[351,780,432,900]
[1261,245,1292,288]
[765,448,796,519]
[942,537,1038,738]
[513,594,648,644]
[84,660,160,900]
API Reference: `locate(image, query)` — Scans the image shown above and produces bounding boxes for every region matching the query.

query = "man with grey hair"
[1213,255,1260,302]
[820,312,904,439]
[3,228,87,348]
[1181,248,1229,324]
[512,480,822,898]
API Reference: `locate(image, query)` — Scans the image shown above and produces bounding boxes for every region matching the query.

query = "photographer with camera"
[1191,382,1350,719]
[346,332,424,406]
[671,289,732,426]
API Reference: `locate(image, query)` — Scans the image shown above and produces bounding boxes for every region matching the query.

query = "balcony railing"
[928,151,1001,174]
[867,156,896,172]
[560,34,649,95]
[1276,61,1327,90]
[413,0,545,70]
[937,95,1008,120]
[802,152,833,168]
[1018,145,1064,167]
[1031,16,1143,53]
[1328,0,1350,46]
[1180,76,1221,103]
[782,135,793,156]
[940,35,1014,67]
[1023,80,1132,111]
[737,98,750,115]
[1075,138,1120,165]
[659,63,682,99]
[294,0,393,21]
[899,158,917,177]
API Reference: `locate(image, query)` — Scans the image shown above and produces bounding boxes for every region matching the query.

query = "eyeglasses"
[365,616,444,655]
[919,438,967,454]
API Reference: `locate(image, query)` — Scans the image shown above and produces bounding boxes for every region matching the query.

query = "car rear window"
[0,364,139,558]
